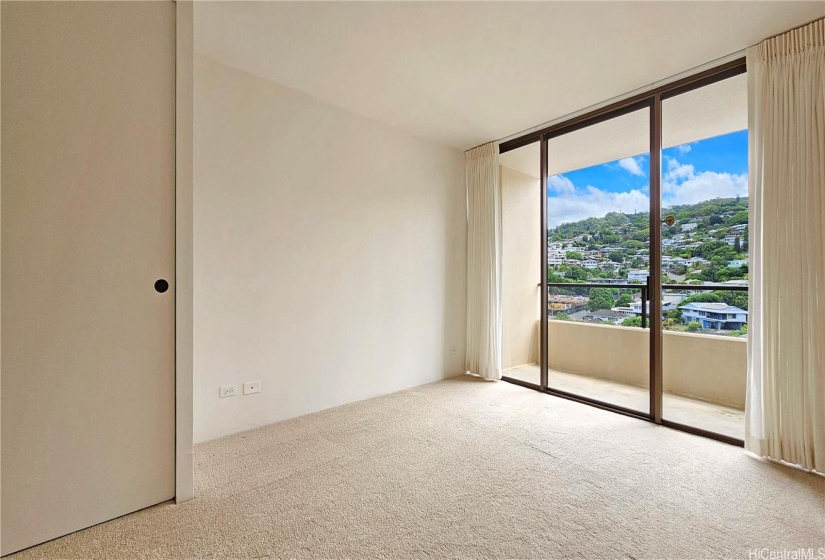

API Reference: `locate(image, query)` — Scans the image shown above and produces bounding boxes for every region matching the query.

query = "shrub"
[622,316,642,327]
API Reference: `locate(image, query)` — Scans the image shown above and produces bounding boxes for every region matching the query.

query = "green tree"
[554,312,570,321]
[566,251,584,261]
[622,316,642,327]
[685,272,709,282]
[694,240,728,259]
[548,268,567,283]
[733,236,741,253]
[716,290,748,311]
[616,293,632,307]
[687,322,701,332]
[681,293,722,305]
[587,288,615,312]
[715,266,746,282]
[728,210,749,225]
[567,266,590,282]
[621,240,645,251]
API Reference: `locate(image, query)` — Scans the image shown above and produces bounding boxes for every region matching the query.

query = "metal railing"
[545,280,649,327]
[543,279,748,331]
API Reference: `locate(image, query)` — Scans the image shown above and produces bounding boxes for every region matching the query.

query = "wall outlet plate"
[243,381,261,395]
[219,384,238,398]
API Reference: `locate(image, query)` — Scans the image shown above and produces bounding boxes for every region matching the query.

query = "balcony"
[503,320,746,440]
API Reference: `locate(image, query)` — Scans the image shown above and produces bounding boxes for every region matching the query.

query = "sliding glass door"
[543,107,651,414]
[659,72,749,443]
[501,59,748,445]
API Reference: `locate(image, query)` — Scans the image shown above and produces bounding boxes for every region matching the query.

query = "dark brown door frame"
[649,94,663,424]
[499,58,745,154]
[539,136,549,391]
[501,57,747,447]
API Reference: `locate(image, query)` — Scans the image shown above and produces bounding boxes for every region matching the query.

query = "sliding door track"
[501,375,744,448]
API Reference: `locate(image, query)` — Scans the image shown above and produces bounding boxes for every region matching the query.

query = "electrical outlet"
[243,381,261,395]
[219,384,238,398]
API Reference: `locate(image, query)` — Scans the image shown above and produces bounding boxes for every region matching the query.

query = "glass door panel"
[545,108,651,414]
[660,73,748,440]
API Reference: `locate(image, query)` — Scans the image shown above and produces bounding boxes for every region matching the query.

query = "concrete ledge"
[544,320,746,409]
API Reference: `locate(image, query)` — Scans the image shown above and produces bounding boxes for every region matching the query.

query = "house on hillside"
[678,302,748,330]
[627,270,649,282]
[583,309,625,325]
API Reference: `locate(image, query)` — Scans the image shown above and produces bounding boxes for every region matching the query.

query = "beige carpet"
[9,376,824,559]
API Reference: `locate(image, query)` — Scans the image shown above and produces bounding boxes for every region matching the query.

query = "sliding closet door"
[543,107,652,414]
[1,2,176,554]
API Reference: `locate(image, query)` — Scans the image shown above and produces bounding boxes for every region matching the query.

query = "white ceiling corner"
[194,1,825,151]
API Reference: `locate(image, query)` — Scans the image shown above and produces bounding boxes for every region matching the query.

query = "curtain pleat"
[465,142,502,380]
[746,18,825,473]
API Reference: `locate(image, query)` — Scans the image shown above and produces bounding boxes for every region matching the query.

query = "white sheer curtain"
[465,142,502,380]
[746,18,825,473]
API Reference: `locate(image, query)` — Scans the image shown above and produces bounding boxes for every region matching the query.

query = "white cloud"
[662,157,748,206]
[676,144,692,154]
[547,174,575,194]
[664,160,695,182]
[548,180,649,228]
[663,170,748,206]
[617,157,646,177]
[547,159,747,228]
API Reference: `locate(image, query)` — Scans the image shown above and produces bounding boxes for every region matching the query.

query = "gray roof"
[678,302,747,314]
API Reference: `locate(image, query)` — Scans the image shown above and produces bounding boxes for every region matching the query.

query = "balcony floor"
[503,364,744,441]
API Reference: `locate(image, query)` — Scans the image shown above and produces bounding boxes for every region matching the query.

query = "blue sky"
[547,130,748,227]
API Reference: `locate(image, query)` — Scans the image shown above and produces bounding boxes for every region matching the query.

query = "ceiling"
[501,72,747,178]
[194,2,824,151]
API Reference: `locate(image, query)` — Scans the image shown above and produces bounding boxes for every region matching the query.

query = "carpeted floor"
[9,376,825,559]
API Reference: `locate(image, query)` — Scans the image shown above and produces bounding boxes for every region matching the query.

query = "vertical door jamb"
[649,96,663,423]
[539,136,549,391]
[175,0,194,503]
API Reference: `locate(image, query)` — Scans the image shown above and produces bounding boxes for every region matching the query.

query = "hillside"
[548,196,748,241]
[547,196,749,285]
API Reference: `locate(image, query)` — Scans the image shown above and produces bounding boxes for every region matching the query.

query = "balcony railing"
[546,280,651,327]
[544,279,747,334]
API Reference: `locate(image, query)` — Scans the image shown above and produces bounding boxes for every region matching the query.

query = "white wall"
[501,165,540,370]
[193,55,466,443]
